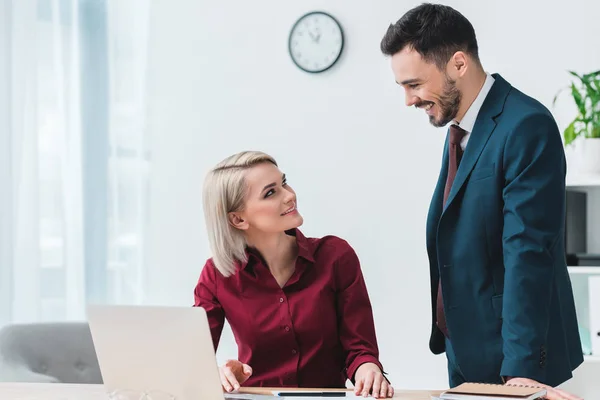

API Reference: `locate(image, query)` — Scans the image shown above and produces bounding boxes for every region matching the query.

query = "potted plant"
[554,69,600,173]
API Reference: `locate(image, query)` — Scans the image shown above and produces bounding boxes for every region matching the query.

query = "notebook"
[439,383,547,400]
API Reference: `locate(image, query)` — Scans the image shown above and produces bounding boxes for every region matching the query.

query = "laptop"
[87,305,253,400]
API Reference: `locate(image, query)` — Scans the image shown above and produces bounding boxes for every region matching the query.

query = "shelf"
[584,355,600,363]
[568,266,600,275]
[566,174,600,188]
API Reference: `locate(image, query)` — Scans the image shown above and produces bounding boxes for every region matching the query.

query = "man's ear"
[228,212,249,231]
[448,51,468,78]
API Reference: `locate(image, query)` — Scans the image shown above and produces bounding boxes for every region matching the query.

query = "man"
[380,4,583,399]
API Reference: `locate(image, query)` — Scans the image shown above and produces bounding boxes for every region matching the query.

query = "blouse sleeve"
[334,243,385,382]
[193,259,225,350]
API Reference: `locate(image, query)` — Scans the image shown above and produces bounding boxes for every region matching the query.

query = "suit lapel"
[442,73,511,212]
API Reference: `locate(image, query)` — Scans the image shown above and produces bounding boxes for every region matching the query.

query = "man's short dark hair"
[380,3,480,70]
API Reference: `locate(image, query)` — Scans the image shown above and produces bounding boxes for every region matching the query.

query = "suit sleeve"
[500,112,566,381]
[193,260,225,350]
[334,242,385,382]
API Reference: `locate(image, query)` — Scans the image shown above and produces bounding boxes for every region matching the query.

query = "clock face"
[288,11,344,73]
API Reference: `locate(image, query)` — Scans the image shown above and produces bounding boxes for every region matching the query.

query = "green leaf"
[592,121,600,139]
[583,69,600,79]
[575,122,588,139]
[564,120,577,146]
[569,70,585,82]
[563,70,600,144]
[591,93,600,108]
[570,70,596,100]
[571,83,586,116]
[552,86,569,108]
[590,79,600,106]
[582,79,596,101]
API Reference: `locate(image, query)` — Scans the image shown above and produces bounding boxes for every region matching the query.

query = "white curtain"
[0,0,151,325]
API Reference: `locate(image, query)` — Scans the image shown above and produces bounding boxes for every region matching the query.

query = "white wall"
[142,0,600,391]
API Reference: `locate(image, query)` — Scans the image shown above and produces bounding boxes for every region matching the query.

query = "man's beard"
[419,76,462,128]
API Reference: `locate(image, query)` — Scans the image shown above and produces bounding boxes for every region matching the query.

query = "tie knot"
[449,124,466,145]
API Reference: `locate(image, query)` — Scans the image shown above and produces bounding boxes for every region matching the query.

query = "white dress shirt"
[453,73,495,151]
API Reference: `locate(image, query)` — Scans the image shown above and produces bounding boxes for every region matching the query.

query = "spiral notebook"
[439,383,547,400]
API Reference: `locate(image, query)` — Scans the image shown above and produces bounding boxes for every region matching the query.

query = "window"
[35,0,150,320]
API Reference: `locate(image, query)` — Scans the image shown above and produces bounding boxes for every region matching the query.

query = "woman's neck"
[245,231,298,275]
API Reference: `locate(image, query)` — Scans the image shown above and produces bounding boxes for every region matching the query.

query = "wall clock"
[288,11,344,73]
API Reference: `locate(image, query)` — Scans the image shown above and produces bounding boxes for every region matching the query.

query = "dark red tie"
[437,124,466,337]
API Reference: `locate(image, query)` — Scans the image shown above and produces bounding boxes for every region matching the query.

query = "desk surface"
[0,382,442,399]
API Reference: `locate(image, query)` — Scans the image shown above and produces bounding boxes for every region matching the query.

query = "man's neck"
[454,69,487,124]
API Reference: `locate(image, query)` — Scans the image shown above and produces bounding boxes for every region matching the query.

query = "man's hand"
[219,359,252,392]
[505,377,582,400]
[354,362,394,398]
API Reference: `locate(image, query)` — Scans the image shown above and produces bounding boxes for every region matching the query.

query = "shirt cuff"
[346,355,387,384]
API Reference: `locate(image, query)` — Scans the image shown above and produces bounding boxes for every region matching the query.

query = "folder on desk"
[439,383,546,400]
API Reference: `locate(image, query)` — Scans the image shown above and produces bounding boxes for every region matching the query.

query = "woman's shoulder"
[312,234,353,251]
[303,233,365,281]
[198,257,219,280]
[299,230,357,260]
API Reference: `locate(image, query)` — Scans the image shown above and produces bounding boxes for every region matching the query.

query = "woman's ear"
[228,212,249,231]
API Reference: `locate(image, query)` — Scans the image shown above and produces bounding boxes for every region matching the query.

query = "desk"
[0,382,442,399]
[239,387,442,399]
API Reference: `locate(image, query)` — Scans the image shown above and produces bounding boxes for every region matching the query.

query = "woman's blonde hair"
[202,151,278,277]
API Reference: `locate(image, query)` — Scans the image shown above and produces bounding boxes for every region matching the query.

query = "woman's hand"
[354,362,394,398]
[219,359,252,392]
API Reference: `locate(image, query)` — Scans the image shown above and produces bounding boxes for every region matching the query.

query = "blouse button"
[285,326,290,332]
[279,297,284,303]
[292,349,297,355]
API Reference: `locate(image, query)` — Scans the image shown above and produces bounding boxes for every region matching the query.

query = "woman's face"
[231,162,303,234]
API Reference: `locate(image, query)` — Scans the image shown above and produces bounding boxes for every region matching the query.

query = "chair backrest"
[0,322,102,384]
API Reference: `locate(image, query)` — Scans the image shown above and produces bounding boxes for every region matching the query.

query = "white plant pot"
[578,137,600,174]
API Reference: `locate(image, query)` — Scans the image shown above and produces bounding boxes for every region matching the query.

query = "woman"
[194,151,393,398]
